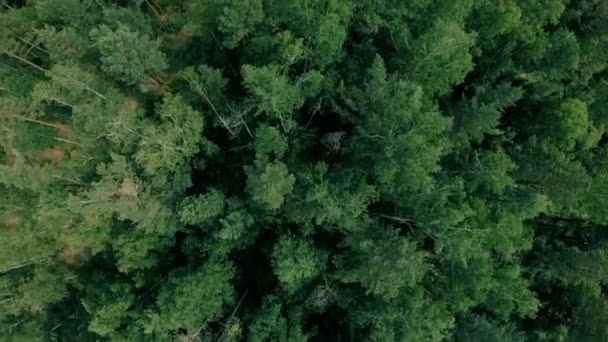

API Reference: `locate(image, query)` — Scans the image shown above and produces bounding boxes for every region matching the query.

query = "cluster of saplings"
[1,0,608,340]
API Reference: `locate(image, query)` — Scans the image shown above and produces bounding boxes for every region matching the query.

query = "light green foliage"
[101,5,154,34]
[136,94,204,175]
[241,64,322,132]
[264,0,351,68]
[33,0,95,24]
[67,154,179,271]
[546,98,599,151]
[483,264,539,319]
[452,83,523,144]
[489,209,534,257]
[216,209,255,241]
[180,65,228,111]
[532,242,608,288]
[246,161,295,210]
[542,29,581,74]
[241,64,302,131]
[254,124,288,159]
[471,0,523,42]
[179,189,226,225]
[150,259,235,335]
[218,0,265,48]
[104,101,145,153]
[516,138,592,211]
[517,0,566,27]
[32,64,105,108]
[581,170,608,223]
[285,163,377,231]
[336,229,428,300]
[465,148,516,195]
[112,229,173,273]
[589,80,608,128]
[248,297,288,342]
[35,25,90,62]
[90,24,167,85]
[10,266,70,314]
[272,236,325,293]
[0,153,53,192]
[437,255,495,312]
[69,153,142,225]
[453,314,525,342]
[351,56,451,196]
[248,296,307,342]
[250,31,308,66]
[569,287,608,341]
[407,19,475,95]
[307,1,351,67]
[351,288,454,341]
[82,282,135,337]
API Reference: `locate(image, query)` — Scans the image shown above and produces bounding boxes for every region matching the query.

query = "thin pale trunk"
[145,0,165,22]
[1,49,48,73]
[53,137,80,146]
[1,257,51,274]
[1,50,106,100]
[187,77,236,137]
[17,36,48,56]
[7,113,64,130]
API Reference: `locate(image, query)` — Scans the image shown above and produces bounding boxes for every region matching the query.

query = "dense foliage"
[1,0,608,340]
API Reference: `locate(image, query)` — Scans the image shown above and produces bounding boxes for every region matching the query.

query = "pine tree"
[90,24,167,85]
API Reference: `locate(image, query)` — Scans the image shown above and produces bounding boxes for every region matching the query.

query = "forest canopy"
[1,0,608,340]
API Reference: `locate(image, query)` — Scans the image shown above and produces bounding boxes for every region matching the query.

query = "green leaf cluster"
[1,0,608,340]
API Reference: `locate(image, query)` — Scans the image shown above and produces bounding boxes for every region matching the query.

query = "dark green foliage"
[179,189,226,225]
[248,296,307,342]
[218,0,265,48]
[135,94,205,175]
[1,0,607,340]
[148,259,236,336]
[90,24,167,85]
[349,56,451,197]
[272,235,325,293]
[453,314,525,342]
[246,160,295,210]
[335,229,427,300]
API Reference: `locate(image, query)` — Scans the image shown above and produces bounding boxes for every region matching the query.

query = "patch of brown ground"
[39,147,65,163]
[53,123,73,140]
[175,26,193,45]
[122,97,139,113]
[119,178,138,198]
[1,147,16,166]
[56,243,92,266]
[2,215,21,230]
